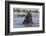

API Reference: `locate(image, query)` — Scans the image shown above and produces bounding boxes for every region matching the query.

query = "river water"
[13,14,39,28]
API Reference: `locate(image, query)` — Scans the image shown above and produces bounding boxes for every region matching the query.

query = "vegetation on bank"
[13,8,39,13]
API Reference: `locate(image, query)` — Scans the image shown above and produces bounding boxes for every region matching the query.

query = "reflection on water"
[13,14,39,28]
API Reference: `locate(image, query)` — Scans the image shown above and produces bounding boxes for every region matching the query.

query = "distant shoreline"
[13,12,39,14]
